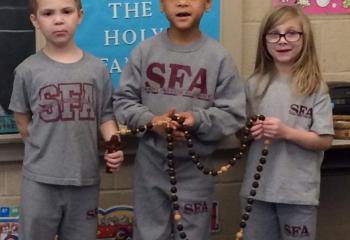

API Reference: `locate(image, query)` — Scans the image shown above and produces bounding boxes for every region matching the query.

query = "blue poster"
[75,0,221,87]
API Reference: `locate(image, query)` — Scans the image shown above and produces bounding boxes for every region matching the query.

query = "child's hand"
[104,150,124,172]
[250,120,264,140]
[166,111,195,142]
[177,111,195,128]
[262,117,289,139]
[152,108,178,138]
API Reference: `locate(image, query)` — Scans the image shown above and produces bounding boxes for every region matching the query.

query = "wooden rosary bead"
[179,232,187,239]
[174,211,182,221]
[177,224,184,231]
[242,213,250,221]
[171,187,177,193]
[258,115,265,121]
[173,203,180,210]
[221,165,229,172]
[235,229,244,240]
[245,205,252,212]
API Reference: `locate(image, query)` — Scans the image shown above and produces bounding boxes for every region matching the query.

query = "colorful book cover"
[0,207,19,240]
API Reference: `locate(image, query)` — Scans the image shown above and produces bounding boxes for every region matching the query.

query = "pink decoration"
[272,0,350,14]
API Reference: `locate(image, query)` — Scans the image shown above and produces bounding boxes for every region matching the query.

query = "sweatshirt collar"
[160,30,207,53]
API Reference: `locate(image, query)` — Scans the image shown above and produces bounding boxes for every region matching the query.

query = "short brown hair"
[29,0,83,14]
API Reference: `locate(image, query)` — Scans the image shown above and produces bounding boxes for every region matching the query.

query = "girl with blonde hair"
[240,5,334,240]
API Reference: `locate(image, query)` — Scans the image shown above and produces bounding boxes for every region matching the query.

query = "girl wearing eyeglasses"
[240,5,334,240]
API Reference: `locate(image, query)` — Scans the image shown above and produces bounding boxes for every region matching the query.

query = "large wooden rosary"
[104,114,270,240]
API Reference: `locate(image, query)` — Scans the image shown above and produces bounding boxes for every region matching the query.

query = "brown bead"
[258,115,265,121]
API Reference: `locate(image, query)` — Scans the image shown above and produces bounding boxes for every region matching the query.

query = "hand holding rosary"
[103,135,127,173]
[104,113,270,240]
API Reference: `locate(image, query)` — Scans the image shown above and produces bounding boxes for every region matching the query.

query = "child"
[113,0,246,239]
[9,0,124,239]
[240,5,334,240]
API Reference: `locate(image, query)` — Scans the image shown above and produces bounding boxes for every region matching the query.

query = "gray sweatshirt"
[114,31,246,161]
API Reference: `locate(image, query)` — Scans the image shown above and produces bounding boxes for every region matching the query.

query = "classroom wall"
[237,0,350,82]
[1,1,350,240]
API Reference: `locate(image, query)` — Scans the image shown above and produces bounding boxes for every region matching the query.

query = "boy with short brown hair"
[9,0,123,239]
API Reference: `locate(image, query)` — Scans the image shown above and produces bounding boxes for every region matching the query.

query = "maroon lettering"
[168,64,191,90]
[289,104,299,115]
[202,201,208,212]
[301,225,310,236]
[59,83,82,120]
[80,84,96,120]
[306,108,312,118]
[188,68,207,95]
[284,224,310,238]
[284,224,291,235]
[299,105,307,116]
[86,208,98,220]
[289,104,313,119]
[144,62,210,101]
[39,85,61,122]
[194,202,201,213]
[184,204,194,214]
[39,83,96,122]
[146,62,166,88]
[292,226,302,236]
[183,201,209,215]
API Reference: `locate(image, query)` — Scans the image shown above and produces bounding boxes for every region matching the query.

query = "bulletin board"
[75,0,221,87]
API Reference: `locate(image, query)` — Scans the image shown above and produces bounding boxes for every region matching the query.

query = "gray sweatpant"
[133,142,214,240]
[242,199,317,240]
[20,177,99,240]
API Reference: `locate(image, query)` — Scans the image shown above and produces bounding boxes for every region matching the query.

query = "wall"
[240,0,350,82]
[1,1,350,240]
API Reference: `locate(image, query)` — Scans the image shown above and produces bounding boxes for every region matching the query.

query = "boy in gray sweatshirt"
[113,0,245,239]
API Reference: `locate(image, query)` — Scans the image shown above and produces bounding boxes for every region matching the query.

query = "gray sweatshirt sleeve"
[191,55,246,142]
[9,65,31,113]
[113,47,154,128]
[99,65,115,124]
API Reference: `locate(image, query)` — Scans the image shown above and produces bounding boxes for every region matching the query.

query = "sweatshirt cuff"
[138,111,155,126]
[191,111,201,131]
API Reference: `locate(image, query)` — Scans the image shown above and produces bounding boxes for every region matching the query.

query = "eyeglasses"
[265,31,303,43]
